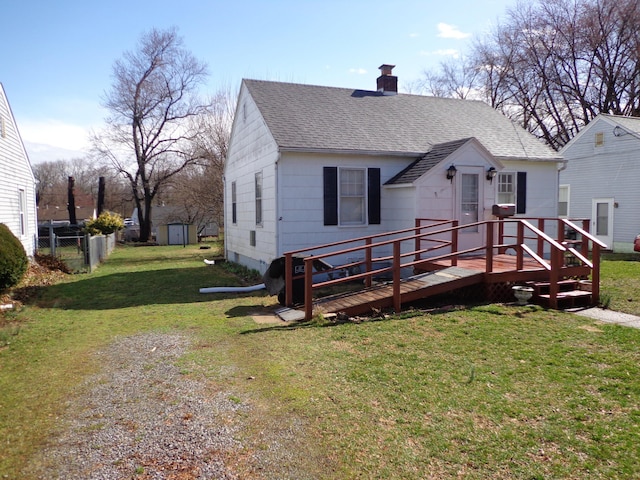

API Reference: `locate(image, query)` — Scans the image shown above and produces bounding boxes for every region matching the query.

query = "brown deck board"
[313,266,484,317]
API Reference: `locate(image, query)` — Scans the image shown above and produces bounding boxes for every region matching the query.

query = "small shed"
[156,223,197,246]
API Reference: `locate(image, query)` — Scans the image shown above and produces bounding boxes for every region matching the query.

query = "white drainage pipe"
[199,284,266,294]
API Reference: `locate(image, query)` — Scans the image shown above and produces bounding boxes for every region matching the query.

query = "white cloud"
[24,141,87,164]
[19,119,91,152]
[419,49,461,58]
[409,33,420,38]
[437,23,471,39]
[348,68,368,75]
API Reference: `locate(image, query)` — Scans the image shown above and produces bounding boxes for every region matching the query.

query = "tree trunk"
[97,176,106,217]
[67,176,77,225]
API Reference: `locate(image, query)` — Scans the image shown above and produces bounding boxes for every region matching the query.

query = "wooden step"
[537,290,592,309]
[528,279,579,295]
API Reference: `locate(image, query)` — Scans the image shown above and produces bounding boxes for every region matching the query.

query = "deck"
[280,218,606,320]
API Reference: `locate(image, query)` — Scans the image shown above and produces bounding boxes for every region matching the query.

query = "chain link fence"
[38,225,117,272]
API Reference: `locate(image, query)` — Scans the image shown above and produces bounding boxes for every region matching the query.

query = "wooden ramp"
[309,266,484,318]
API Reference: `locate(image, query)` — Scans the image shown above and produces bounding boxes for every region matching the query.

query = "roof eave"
[279,146,422,158]
[497,155,563,162]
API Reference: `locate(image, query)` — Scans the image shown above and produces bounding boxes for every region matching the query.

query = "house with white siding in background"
[560,114,640,252]
[0,83,37,256]
[224,66,564,274]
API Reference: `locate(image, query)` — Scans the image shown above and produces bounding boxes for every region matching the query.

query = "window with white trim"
[497,172,515,205]
[255,172,263,226]
[18,189,26,236]
[558,185,569,217]
[339,168,366,225]
[231,181,237,224]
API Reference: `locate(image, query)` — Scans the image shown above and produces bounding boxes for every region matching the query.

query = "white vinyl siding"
[0,85,37,256]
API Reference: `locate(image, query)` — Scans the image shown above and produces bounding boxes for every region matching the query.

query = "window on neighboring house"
[255,172,262,226]
[497,172,527,214]
[323,167,381,226]
[595,131,604,147]
[558,185,569,217]
[231,181,237,224]
[18,189,26,236]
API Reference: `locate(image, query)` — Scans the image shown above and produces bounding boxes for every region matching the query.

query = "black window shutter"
[516,172,527,214]
[323,167,338,225]
[368,168,381,224]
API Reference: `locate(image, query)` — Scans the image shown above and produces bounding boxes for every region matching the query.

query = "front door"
[456,168,484,252]
[591,198,613,248]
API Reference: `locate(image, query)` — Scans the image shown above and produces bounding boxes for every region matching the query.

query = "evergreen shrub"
[0,223,29,291]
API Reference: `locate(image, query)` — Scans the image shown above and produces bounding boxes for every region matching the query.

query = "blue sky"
[1,0,515,163]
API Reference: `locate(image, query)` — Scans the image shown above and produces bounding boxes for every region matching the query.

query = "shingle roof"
[386,138,473,185]
[243,79,561,161]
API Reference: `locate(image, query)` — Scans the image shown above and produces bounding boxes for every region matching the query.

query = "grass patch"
[1,243,639,478]
[600,252,640,315]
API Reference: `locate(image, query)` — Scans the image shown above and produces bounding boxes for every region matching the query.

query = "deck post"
[285,253,293,306]
[486,221,494,273]
[304,257,314,321]
[549,247,560,309]
[497,220,505,254]
[516,221,524,271]
[537,218,545,257]
[451,220,459,267]
[393,241,401,312]
[415,219,421,266]
[581,219,590,258]
[365,238,373,288]
[591,243,601,306]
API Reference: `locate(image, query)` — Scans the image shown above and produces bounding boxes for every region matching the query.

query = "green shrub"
[84,211,124,235]
[0,223,29,291]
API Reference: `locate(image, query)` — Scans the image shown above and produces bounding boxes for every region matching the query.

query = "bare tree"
[92,27,213,241]
[422,0,640,149]
[160,87,236,235]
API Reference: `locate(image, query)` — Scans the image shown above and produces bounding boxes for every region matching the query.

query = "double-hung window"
[18,189,26,236]
[255,172,262,226]
[497,172,527,214]
[323,167,381,226]
[339,168,366,225]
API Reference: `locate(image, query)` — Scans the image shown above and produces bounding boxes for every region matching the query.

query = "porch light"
[486,167,497,183]
[446,165,457,182]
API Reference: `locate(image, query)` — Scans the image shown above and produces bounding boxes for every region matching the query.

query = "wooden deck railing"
[282,217,604,319]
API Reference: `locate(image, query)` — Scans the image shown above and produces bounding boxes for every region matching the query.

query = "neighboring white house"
[0,83,37,256]
[560,113,640,252]
[224,66,564,274]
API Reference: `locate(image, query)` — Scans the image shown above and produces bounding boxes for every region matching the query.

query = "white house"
[224,66,564,274]
[0,83,37,256]
[560,113,640,252]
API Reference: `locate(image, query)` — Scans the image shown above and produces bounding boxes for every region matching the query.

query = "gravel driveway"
[24,332,314,479]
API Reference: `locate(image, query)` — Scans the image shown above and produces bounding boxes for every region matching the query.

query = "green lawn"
[1,244,639,478]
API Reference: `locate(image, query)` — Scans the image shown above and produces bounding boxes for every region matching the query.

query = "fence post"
[84,234,91,271]
[49,225,56,257]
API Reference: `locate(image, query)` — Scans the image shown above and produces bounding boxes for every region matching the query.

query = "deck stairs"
[528,279,593,309]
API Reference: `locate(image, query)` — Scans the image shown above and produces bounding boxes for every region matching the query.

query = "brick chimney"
[376,64,397,95]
